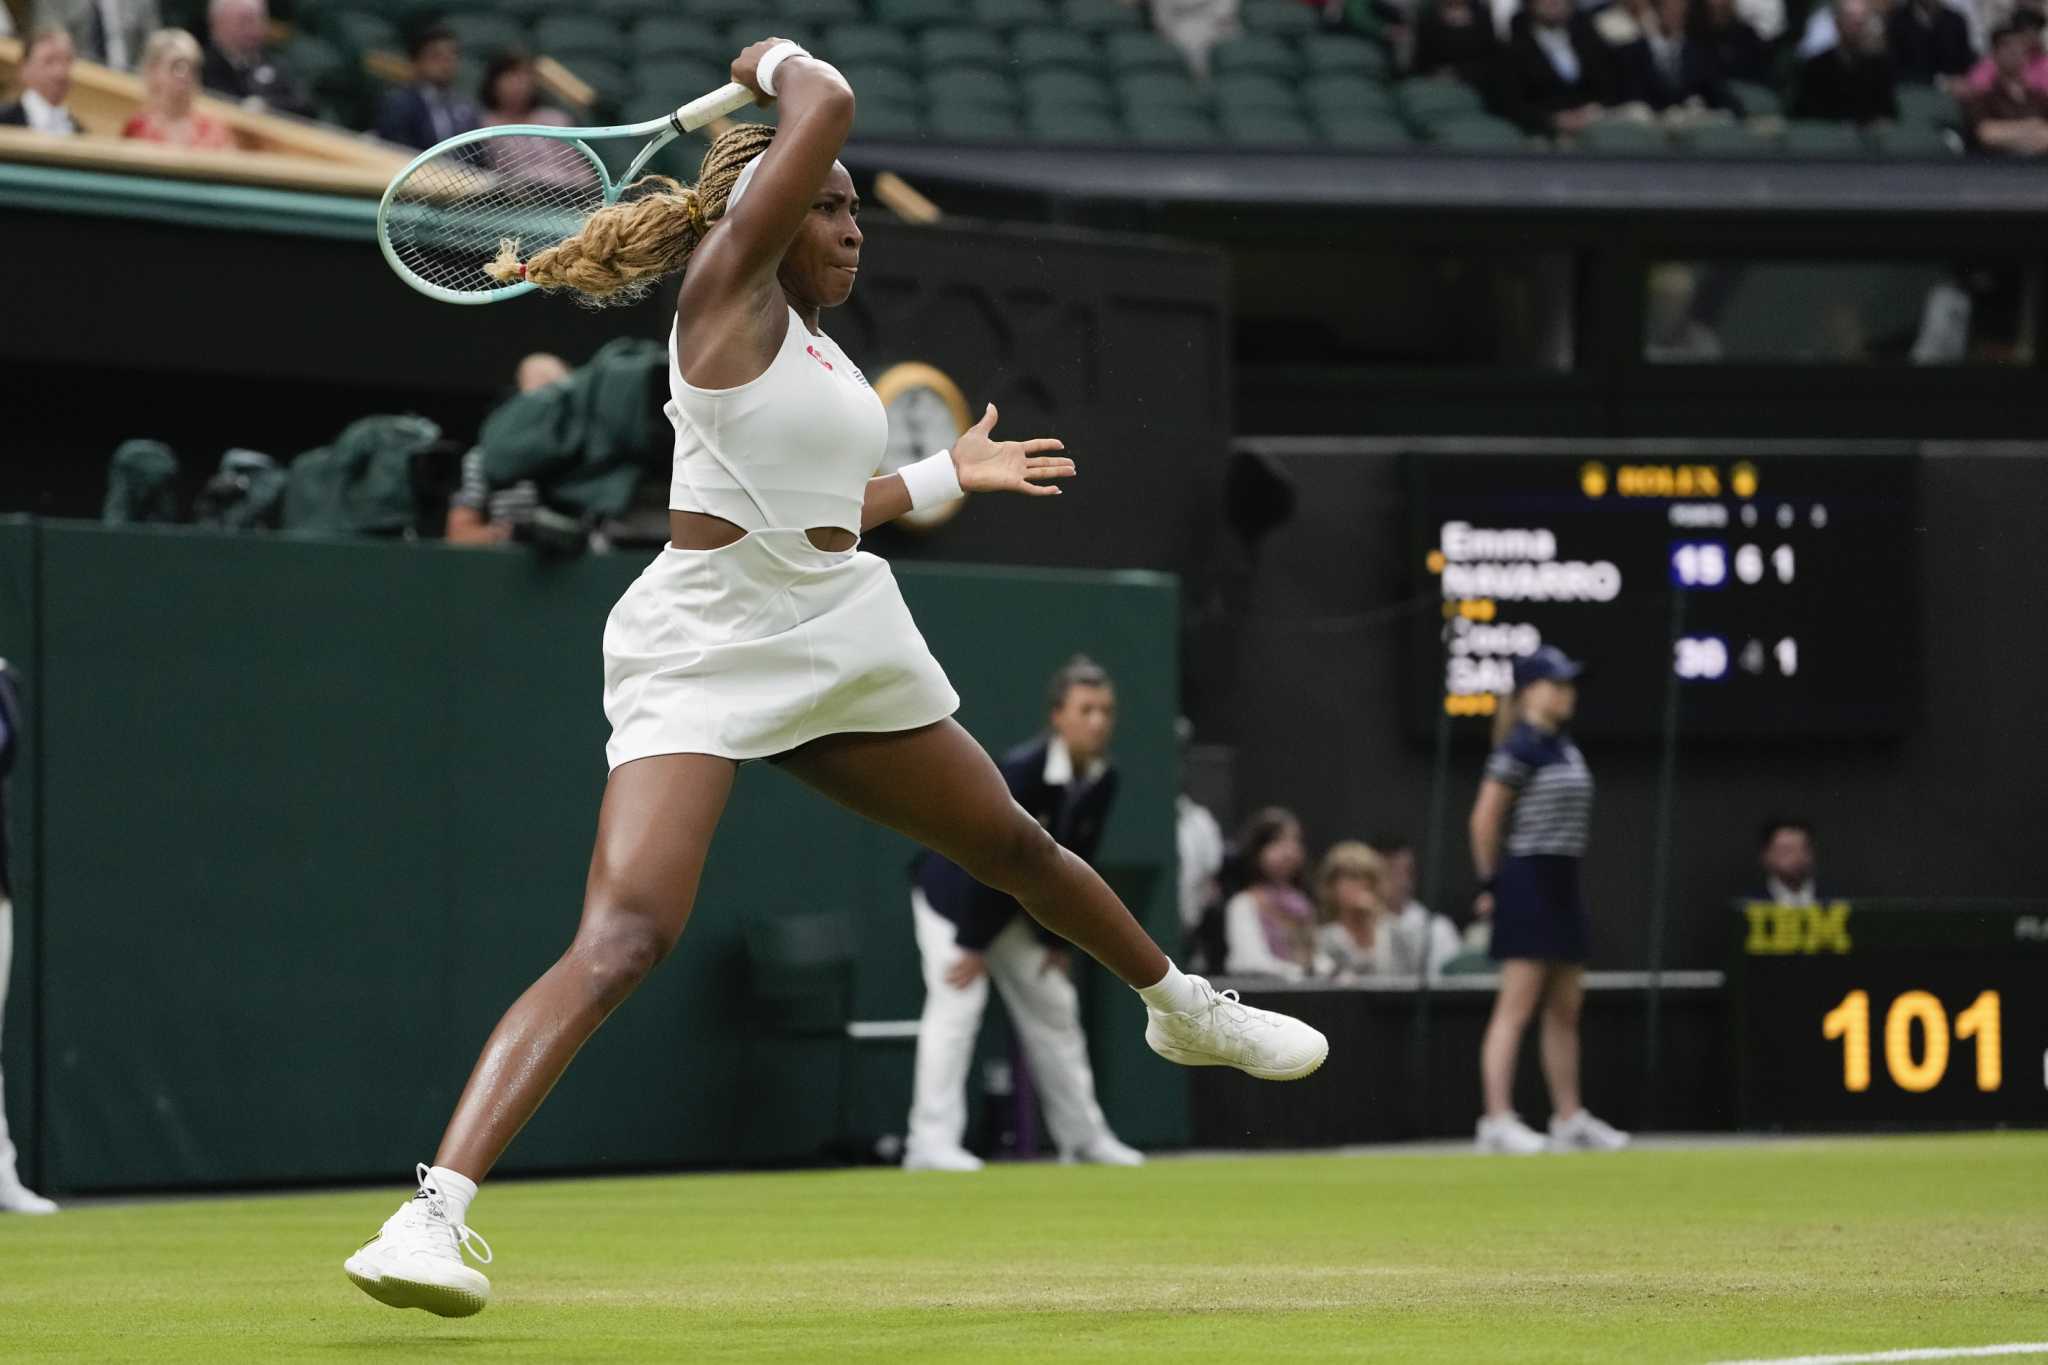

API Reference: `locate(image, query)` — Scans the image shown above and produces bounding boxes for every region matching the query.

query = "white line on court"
[1708,1344,2048,1365]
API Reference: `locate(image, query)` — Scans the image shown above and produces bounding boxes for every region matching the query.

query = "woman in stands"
[121,29,233,150]
[344,39,1327,1318]
[1467,646,1628,1155]
[1219,806,1324,980]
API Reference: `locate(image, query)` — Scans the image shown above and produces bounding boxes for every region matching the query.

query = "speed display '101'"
[1408,446,1919,740]
[1732,901,2048,1128]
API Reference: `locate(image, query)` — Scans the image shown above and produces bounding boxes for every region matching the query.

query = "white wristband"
[755,41,810,98]
[899,449,964,512]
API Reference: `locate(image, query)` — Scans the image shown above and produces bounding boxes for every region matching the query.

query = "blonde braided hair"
[484,121,777,307]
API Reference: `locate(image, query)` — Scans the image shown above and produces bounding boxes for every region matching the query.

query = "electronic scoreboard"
[1409,447,1919,740]
[1732,901,2048,1127]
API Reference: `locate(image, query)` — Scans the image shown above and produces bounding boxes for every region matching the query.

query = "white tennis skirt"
[602,528,960,768]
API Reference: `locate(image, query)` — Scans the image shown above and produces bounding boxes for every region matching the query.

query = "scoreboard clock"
[1732,901,2048,1127]
[1408,445,1919,740]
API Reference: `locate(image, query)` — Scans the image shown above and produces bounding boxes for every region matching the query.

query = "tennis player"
[345,39,1327,1317]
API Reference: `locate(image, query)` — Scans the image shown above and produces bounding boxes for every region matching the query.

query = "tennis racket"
[377,81,758,305]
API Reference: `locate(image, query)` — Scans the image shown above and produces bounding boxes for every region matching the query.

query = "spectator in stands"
[478,50,587,184]
[375,22,480,150]
[1315,841,1394,978]
[1692,0,1774,84]
[122,28,235,148]
[1756,817,1823,904]
[0,658,57,1215]
[1409,0,1502,88]
[1173,718,1226,974]
[1961,9,2048,96]
[1792,0,1901,121]
[1615,0,1746,113]
[46,0,158,72]
[1500,0,1621,136]
[446,352,568,545]
[201,0,313,118]
[1222,807,1326,980]
[1368,833,1464,978]
[0,26,81,134]
[1888,0,1978,85]
[1965,17,2048,149]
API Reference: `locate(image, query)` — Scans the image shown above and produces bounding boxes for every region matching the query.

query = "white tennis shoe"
[1144,976,1328,1081]
[0,1177,58,1214]
[902,1143,985,1172]
[1550,1108,1630,1152]
[344,1163,494,1317]
[1062,1133,1146,1166]
[1476,1112,1549,1154]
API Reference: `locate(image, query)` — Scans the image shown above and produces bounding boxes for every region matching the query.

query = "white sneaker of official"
[1143,976,1329,1081]
[0,1177,58,1214]
[902,1143,985,1172]
[1549,1108,1631,1152]
[344,1164,494,1317]
[1475,1112,1550,1154]
[1061,1133,1145,1166]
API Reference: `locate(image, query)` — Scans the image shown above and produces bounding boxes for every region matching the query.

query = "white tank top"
[665,307,888,536]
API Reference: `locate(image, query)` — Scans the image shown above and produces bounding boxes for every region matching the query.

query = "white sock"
[427,1165,479,1228]
[1134,960,1203,1013]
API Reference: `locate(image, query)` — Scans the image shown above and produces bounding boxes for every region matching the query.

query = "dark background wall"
[0,520,1184,1193]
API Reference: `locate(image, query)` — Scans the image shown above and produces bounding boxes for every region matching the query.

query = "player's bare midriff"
[670,509,856,554]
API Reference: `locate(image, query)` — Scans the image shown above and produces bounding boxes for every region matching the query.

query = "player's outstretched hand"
[950,403,1074,498]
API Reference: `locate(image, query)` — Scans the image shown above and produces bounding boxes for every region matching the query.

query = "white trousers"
[906,890,1112,1158]
[0,897,19,1185]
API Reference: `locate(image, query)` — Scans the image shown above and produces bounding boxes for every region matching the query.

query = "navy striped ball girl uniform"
[1486,722,1595,963]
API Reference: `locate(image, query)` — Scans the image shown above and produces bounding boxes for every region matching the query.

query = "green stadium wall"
[0,518,1186,1193]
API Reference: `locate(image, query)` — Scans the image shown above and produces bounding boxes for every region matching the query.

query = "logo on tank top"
[808,343,872,389]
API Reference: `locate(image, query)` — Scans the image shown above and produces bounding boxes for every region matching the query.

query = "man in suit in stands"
[201,0,311,117]
[1500,0,1623,135]
[903,656,1145,1172]
[0,25,81,133]
[0,659,58,1214]
[374,22,478,149]
[44,0,160,72]
[1756,817,1824,906]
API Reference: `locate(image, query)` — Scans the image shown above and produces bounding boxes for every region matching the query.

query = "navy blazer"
[375,84,481,149]
[913,736,1120,952]
[0,663,21,900]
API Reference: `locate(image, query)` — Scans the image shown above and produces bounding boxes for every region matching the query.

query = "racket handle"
[675,83,757,133]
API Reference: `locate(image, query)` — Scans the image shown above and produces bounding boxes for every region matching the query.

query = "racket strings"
[383,134,611,297]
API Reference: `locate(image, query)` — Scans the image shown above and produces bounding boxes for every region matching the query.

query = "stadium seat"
[1726,80,1781,117]
[1781,119,1870,156]
[1677,120,1781,155]
[1303,72,1397,115]
[1104,30,1187,74]
[1209,34,1300,79]
[280,33,347,89]
[1318,108,1413,147]
[1062,0,1147,31]
[1397,77,1487,124]
[445,12,529,60]
[1123,105,1218,142]
[1893,83,1960,130]
[493,0,560,21]
[534,15,627,63]
[1219,106,1318,144]
[1117,69,1206,110]
[1429,112,1537,149]
[323,10,399,56]
[721,20,815,51]
[1011,27,1101,71]
[1022,68,1116,110]
[1240,0,1320,35]
[1570,118,1670,154]
[684,0,771,27]
[1213,71,1303,114]
[925,100,1024,138]
[1026,104,1124,141]
[1299,32,1389,78]
[590,0,672,22]
[826,23,919,70]
[927,65,1021,108]
[633,57,728,104]
[634,17,723,60]
[778,0,867,27]
[852,100,923,136]
[974,0,1059,29]
[839,61,922,104]
[920,25,1010,68]
[874,0,967,25]
[1869,122,1958,156]
[560,55,632,109]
